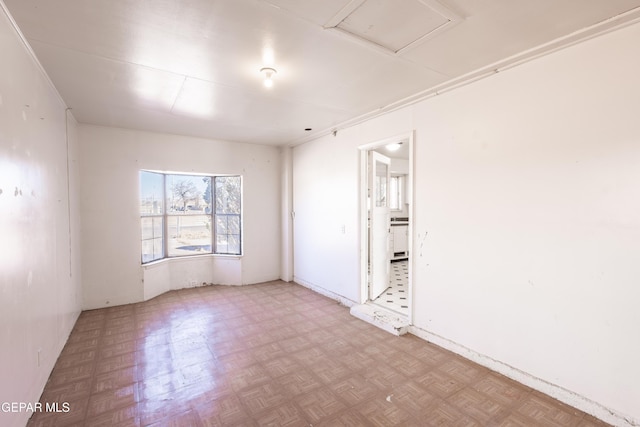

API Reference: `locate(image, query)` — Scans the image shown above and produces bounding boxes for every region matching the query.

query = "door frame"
[358,131,415,322]
[369,150,392,301]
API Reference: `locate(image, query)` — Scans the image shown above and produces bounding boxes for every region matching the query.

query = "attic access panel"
[325,0,461,54]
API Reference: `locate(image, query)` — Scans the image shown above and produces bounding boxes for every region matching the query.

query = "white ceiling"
[374,142,410,160]
[4,0,640,146]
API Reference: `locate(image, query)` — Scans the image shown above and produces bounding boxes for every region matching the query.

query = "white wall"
[79,125,281,309]
[280,147,294,282]
[293,132,358,301]
[293,21,640,426]
[0,4,82,427]
[293,108,412,303]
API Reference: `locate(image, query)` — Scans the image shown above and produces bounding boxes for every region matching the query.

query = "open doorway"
[359,132,413,321]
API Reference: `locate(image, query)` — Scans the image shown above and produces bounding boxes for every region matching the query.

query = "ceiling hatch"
[325,0,461,54]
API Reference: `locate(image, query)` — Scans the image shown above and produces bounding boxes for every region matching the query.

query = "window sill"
[142,253,242,268]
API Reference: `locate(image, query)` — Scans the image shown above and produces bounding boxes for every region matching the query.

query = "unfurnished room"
[1,0,639,426]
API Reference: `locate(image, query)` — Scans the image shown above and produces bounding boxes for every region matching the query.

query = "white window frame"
[140,170,242,264]
[389,174,403,211]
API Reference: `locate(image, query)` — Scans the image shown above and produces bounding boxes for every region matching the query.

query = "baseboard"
[408,325,638,427]
[293,277,356,308]
[350,304,409,336]
[290,278,637,426]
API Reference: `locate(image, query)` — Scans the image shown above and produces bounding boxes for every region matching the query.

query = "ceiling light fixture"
[260,67,277,88]
[386,142,402,152]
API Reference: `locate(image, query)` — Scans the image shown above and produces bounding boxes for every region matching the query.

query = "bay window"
[140,171,242,263]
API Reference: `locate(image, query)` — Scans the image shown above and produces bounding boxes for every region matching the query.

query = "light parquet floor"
[28,281,610,426]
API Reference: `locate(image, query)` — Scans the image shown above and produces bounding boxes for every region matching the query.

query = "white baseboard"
[409,325,638,427]
[290,278,637,427]
[350,304,409,336]
[293,277,356,308]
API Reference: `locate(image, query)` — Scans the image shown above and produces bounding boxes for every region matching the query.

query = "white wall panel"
[0,5,82,427]
[292,110,411,303]
[292,20,640,426]
[410,22,640,424]
[78,125,281,309]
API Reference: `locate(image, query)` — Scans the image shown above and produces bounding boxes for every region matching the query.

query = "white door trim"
[358,131,415,323]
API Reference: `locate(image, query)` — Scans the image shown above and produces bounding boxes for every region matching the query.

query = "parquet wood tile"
[26,281,612,426]
[237,383,289,416]
[228,363,271,393]
[277,371,323,396]
[194,393,247,426]
[54,349,98,370]
[391,380,439,417]
[355,396,416,426]
[86,385,138,418]
[294,387,347,424]
[448,387,511,425]
[330,374,379,406]
[416,369,468,398]
[361,363,407,391]
[517,392,584,426]
[253,401,308,427]
[94,352,137,375]
[92,366,138,393]
[262,355,303,378]
[39,378,93,405]
[309,358,351,384]
[473,372,531,407]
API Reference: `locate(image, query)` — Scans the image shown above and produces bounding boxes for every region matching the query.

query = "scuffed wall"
[0,5,82,427]
[293,21,640,426]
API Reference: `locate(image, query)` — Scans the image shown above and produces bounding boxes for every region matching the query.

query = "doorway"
[359,132,413,321]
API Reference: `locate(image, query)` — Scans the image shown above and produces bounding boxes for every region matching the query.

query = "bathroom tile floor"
[28,281,610,426]
[372,260,409,316]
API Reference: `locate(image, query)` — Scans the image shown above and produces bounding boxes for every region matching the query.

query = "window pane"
[216,234,228,254]
[215,176,241,214]
[214,176,241,255]
[153,237,163,260]
[140,171,164,215]
[216,216,228,235]
[142,240,155,263]
[389,176,400,210]
[216,232,240,254]
[167,215,212,256]
[227,235,241,254]
[141,217,154,240]
[142,237,164,263]
[153,217,163,237]
[228,215,240,234]
[141,217,162,244]
[166,175,211,215]
[141,216,163,263]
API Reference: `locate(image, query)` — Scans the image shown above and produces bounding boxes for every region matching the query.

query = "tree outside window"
[140,171,242,263]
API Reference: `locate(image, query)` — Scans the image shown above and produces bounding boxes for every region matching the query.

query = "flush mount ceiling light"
[260,67,277,88]
[386,142,402,151]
